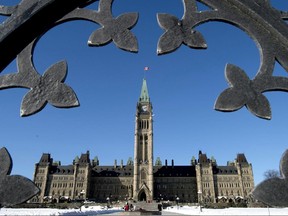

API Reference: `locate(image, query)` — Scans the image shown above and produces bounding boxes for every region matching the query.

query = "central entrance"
[139,191,147,201]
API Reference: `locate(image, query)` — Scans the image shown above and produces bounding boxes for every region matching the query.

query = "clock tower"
[133,79,154,201]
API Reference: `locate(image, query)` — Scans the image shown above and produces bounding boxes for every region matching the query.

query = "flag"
[144,66,149,71]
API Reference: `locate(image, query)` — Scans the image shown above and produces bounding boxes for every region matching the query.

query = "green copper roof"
[139,79,149,102]
[74,156,79,163]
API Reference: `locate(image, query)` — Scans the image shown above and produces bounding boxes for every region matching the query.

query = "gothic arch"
[138,189,147,201]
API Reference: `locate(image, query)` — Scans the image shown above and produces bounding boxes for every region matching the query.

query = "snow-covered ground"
[1,205,288,215]
[0,205,123,216]
[165,206,288,215]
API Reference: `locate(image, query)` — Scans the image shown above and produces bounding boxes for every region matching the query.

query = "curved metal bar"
[0,0,138,117]
[0,0,288,208]
[0,0,98,72]
[157,0,288,119]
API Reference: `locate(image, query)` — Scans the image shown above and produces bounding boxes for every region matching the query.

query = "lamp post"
[197,190,202,212]
[106,197,110,208]
[176,196,179,205]
[176,196,180,209]
[80,190,85,200]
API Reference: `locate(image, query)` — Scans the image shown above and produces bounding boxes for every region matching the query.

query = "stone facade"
[195,152,254,204]
[32,79,254,204]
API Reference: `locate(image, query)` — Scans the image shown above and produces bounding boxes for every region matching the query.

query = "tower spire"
[139,79,149,102]
[134,78,153,201]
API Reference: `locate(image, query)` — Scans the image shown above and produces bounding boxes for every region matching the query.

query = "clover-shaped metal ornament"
[0,0,288,208]
[0,0,139,117]
[253,150,288,207]
[214,64,272,120]
[157,0,288,120]
[157,13,207,54]
[0,147,40,207]
[88,10,138,52]
[0,41,79,117]
[1,0,288,120]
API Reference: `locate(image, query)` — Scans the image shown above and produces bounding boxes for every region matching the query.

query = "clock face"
[142,105,148,112]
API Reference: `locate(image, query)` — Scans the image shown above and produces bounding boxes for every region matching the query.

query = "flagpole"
[144,66,149,79]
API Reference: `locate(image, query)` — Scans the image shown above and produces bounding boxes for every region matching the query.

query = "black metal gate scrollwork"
[0,0,287,207]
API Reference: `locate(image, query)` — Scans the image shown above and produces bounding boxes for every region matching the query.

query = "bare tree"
[264,169,280,179]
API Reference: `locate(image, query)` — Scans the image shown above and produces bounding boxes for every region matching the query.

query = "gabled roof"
[198,151,210,164]
[236,153,248,164]
[39,153,52,165]
[78,151,90,165]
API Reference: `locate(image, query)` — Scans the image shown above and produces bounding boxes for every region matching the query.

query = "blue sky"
[1,0,288,186]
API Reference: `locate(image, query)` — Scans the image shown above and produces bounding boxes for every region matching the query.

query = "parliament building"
[33,79,254,204]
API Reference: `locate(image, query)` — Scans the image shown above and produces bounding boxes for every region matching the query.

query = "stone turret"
[33,153,53,202]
